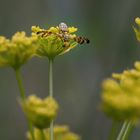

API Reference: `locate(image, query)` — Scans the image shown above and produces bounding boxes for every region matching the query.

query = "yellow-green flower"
[0,32,37,69]
[22,95,59,129]
[133,17,140,41]
[32,22,89,60]
[101,61,140,121]
[27,125,81,140]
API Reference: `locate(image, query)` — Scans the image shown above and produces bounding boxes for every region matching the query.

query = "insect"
[36,30,51,37]
[58,22,68,32]
[74,36,90,44]
[59,22,90,44]
[36,22,90,45]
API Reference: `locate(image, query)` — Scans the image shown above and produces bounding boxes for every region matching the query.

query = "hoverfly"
[58,22,90,44]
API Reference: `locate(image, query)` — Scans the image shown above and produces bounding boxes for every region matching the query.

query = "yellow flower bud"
[68,27,78,33]
[133,17,140,42]
[102,79,120,92]
[22,95,59,129]
[48,27,59,33]
[112,73,122,80]
[134,61,140,71]
[135,17,140,26]
[31,26,43,33]
[133,27,140,41]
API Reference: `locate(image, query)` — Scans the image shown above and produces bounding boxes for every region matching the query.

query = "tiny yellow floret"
[135,17,140,26]
[68,27,78,33]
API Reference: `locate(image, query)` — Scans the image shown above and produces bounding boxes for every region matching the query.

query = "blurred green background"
[0,0,140,140]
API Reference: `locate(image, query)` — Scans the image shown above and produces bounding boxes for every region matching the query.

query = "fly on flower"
[32,22,90,59]
[36,22,90,45]
[58,22,90,44]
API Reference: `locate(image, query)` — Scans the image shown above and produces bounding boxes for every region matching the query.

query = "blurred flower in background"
[101,61,140,122]
[27,125,80,140]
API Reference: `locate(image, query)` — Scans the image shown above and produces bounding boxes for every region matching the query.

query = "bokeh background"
[0,0,140,140]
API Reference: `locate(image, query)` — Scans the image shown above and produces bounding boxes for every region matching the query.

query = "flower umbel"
[0,32,37,69]
[32,22,89,60]
[27,125,81,140]
[22,95,59,129]
[101,61,140,121]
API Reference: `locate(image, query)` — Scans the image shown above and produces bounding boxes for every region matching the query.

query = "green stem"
[15,68,26,101]
[49,59,54,140]
[121,122,134,140]
[28,122,35,140]
[15,68,35,140]
[109,121,119,140]
[117,121,128,140]
[49,59,53,97]
[40,129,45,140]
[116,121,134,140]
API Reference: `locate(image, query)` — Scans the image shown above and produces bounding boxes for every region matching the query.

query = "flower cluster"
[0,32,37,69]
[32,22,89,60]
[22,95,59,129]
[101,61,140,121]
[27,125,80,140]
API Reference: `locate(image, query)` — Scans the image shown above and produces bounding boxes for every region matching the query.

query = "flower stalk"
[40,129,46,140]
[49,59,53,98]
[117,121,128,140]
[49,58,54,140]
[15,68,26,101]
[117,121,134,140]
[15,68,35,140]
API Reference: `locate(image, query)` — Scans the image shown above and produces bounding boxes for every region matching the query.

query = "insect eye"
[59,22,68,32]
